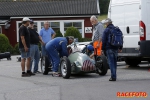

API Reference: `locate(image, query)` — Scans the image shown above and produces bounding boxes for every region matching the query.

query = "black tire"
[41,56,49,75]
[96,55,109,75]
[7,58,11,60]
[60,56,71,79]
[125,57,141,67]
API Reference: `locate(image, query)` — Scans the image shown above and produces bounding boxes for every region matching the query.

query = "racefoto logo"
[117,92,148,98]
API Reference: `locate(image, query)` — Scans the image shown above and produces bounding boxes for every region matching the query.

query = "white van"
[108,0,150,66]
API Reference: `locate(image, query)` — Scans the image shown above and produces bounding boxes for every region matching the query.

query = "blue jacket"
[102,24,122,50]
[46,37,68,57]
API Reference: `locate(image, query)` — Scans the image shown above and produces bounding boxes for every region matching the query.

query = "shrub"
[13,43,20,55]
[64,27,82,42]
[55,30,63,37]
[81,38,92,42]
[0,34,11,53]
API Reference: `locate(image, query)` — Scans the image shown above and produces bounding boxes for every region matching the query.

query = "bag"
[108,26,123,47]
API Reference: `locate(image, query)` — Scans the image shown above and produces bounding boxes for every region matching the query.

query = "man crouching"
[45,36,74,77]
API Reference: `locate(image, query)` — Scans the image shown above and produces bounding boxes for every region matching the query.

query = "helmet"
[87,45,94,51]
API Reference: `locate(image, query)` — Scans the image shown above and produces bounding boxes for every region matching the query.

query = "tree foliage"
[55,30,63,37]
[0,34,13,53]
[64,27,82,42]
[99,0,110,15]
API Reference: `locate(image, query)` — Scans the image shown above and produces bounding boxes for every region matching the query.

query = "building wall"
[2,17,93,46]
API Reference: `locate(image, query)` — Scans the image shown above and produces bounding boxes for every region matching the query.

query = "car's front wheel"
[60,56,71,79]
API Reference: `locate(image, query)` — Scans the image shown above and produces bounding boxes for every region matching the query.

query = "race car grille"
[82,60,95,72]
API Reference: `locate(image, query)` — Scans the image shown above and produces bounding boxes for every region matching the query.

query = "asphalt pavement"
[0,55,150,100]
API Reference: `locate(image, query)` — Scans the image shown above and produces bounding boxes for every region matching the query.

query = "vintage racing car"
[41,41,109,79]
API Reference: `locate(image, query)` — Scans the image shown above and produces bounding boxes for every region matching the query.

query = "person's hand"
[41,42,45,46]
[118,49,122,53]
[24,46,28,52]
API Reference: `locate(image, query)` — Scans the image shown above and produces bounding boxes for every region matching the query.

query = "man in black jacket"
[102,18,122,81]
[28,20,44,73]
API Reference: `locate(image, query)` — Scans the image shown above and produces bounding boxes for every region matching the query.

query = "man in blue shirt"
[39,21,56,56]
[45,36,74,77]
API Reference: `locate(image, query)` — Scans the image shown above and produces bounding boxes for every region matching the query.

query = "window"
[64,22,82,33]
[41,22,60,32]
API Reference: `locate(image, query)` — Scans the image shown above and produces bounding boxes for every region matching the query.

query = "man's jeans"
[41,45,47,57]
[106,49,118,79]
[30,44,40,72]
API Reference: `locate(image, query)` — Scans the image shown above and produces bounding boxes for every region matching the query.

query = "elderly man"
[102,18,122,81]
[39,21,56,57]
[45,36,74,77]
[90,15,104,58]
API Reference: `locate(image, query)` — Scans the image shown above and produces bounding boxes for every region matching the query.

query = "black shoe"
[29,72,36,76]
[22,73,31,77]
[109,78,116,81]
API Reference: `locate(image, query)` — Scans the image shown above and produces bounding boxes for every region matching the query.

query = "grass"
[98,14,107,21]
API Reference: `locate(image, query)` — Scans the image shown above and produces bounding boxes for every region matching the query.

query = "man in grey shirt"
[90,15,104,57]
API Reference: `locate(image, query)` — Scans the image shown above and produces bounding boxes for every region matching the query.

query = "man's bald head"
[90,15,98,25]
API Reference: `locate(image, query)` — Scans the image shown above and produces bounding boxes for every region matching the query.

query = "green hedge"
[55,30,63,37]
[0,34,12,53]
[64,27,82,42]
[13,43,20,55]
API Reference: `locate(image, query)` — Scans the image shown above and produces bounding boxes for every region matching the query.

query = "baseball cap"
[102,18,112,24]
[22,17,31,22]
[30,19,34,24]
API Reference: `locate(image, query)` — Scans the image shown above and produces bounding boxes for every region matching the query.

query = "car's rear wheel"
[60,56,71,79]
[41,56,49,75]
[96,55,109,76]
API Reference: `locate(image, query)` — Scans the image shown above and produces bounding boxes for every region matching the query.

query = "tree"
[99,0,110,15]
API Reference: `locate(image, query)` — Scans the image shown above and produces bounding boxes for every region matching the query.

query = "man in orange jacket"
[90,15,104,57]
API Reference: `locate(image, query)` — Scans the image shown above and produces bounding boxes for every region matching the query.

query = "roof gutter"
[97,0,100,14]
[10,15,96,19]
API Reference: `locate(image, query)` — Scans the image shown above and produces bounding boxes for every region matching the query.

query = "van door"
[123,1,140,48]
[108,0,125,37]
[145,0,150,40]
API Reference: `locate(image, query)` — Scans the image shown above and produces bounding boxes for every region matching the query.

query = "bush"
[81,38,92,42]
[0,34,12,53]
[55,30,63,37]
[64,27,82,42]
[13,43,20,55]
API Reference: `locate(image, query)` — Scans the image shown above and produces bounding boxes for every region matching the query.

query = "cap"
[30,19,34,24]
[87,45,94,51]
[22,17,30,22]
[102,18,112,24]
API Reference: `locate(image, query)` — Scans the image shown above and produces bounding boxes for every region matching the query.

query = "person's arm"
[61,41,68,57]
[20,27,28,52]
[39,29,45,45]
[51,28,56,39]
[38,36,45,45]
[102,29,107,51]
[90,53,94,59]
[97,24,104,48]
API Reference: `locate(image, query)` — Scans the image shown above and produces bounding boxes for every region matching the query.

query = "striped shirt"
[92,22,104,42]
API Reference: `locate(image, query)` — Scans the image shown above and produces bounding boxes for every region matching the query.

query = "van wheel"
[125,57,141,67]
[60,56,71,79]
